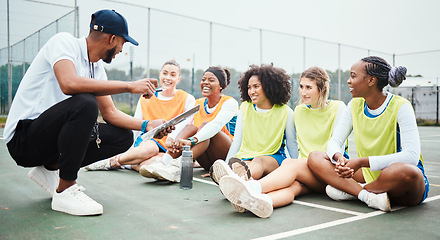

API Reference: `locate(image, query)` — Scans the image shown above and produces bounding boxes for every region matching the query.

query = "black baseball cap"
[90,9,139,46]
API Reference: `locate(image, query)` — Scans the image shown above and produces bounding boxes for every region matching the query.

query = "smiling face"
[159,64,181,90]
[348,60,371,98]
[248,75,271,109]
[200,71,222,97]
[299,77,320,108]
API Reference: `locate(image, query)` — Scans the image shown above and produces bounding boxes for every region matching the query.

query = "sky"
[1,0,440,78]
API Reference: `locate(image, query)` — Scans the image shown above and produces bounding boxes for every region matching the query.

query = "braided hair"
[361,56,407,91]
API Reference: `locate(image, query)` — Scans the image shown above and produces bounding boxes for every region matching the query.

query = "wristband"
[187,137,197,147]
[141,120,149,133]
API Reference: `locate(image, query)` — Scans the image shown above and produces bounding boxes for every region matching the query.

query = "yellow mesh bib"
[235,102,290,159]
[352,95,408,183]
[294,101,343,159]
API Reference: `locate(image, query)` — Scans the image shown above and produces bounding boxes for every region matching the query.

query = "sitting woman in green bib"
[211,64,297,185]
[218,66,346,218]
[308,56,429,212]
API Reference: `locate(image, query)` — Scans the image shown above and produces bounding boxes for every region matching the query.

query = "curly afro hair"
[238,64,291,106]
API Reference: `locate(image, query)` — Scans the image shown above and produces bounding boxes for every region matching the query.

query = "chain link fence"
[1,0,439,123]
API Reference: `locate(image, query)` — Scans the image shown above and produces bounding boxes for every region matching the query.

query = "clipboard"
[140,104,200,141]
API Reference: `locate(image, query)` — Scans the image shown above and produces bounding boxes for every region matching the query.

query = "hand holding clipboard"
[140,105,200,141]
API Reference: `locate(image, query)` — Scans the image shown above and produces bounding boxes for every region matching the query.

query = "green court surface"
[1,127,439,240]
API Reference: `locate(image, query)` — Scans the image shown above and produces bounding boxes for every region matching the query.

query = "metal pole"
[146,8,150,78]
[338,43,341,100]
[23,38,26,77]
[74,0,79,37]
[303,37,306,71]
[437,77,439,125]
[7,0,12,110]
[130,46,134,115]
[38,30,41,49]
[209,22,212,66]
[411,87,415,110]
[191,54,195,95]
[393,53,395,67]
[259,29,263,64]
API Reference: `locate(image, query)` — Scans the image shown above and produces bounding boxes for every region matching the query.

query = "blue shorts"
[151,139,166,152]
[417,160,429,204]
[242,147,287,166]
[134,133,166,152]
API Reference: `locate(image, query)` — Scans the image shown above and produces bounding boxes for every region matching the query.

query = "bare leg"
[246,156,280,180]
[267,181,310,208]
[260,158,325,193]
[364,163,426,206]
[108,140,160,167]
[131,153,164,171]
[307,151,363,197]
[196,131,232,171]
[57,179,76,193]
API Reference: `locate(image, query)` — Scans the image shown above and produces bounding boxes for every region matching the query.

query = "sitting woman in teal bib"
[308,56,429,212]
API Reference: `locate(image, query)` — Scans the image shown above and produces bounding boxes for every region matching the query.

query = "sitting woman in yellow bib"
[211,64,297,184]
[308,56,429,212]
[218,66,346,218]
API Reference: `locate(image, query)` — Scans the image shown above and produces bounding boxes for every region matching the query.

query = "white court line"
[194,177,217,186]
[253,195,440,240]
[251,211,385,240]
[195,177,364,216]
[423,194,440,203]
[293,200,364,216]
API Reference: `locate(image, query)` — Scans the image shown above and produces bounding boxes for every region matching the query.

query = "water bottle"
[180,145,193,189]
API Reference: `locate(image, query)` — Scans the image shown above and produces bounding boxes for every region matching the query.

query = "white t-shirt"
[3,32,107,143]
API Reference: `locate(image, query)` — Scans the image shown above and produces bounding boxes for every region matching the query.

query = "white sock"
[123,165,132,170]
[358,189,368,202]
[161,153,173,165]
[248,180,262,194]
[261,193,273,206]
[103,158,111,168]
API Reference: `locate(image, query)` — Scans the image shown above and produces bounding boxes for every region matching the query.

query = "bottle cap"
[183,145,190,151]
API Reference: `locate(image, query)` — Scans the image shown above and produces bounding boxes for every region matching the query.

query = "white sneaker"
[84,159,112,171]
[365,192,391,212]
[28,166,59,196]
[229,157,251,180]
[210,159,248,213]
[139,158,166,179]
[155,157,181,182]
[325,185,357,201]
[210,160,236,185]
[51,184,103,216]
[219,175,273,218]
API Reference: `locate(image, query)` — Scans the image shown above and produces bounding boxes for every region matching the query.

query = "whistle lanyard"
[88,60,101,148]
